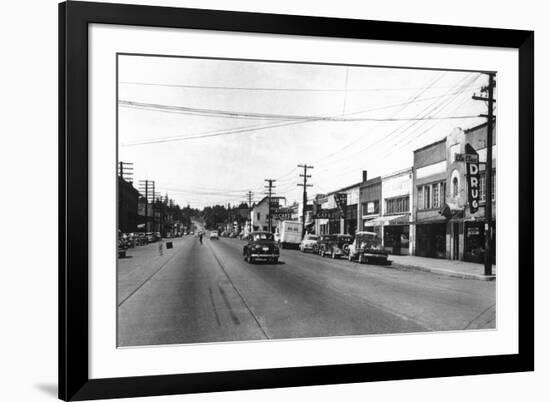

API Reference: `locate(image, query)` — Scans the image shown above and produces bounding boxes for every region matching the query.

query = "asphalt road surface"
[117,236,496,347]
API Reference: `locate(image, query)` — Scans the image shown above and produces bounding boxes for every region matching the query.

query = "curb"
[389,261,496,281]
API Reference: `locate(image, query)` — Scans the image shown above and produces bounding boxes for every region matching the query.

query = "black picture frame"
[59,1,534,400]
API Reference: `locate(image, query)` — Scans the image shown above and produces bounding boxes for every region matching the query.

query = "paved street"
[117,235,496,347]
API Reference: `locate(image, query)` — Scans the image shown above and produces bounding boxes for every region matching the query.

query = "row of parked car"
[242,230,389,265]
[119,231,162,250]
[298,231,390,264]
[118,230,190,257]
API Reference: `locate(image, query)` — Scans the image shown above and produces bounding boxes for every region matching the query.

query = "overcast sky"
[118,55,489,209]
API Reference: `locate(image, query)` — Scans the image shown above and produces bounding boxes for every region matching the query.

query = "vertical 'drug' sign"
[465,143,480,214]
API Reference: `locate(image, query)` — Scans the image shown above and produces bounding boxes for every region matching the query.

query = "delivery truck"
[277,220,303,249]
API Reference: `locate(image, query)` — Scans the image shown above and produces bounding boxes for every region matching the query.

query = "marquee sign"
[272,210,292,220]
[313,208,343,220]
[465,143,480,214]
[455,153,479,163]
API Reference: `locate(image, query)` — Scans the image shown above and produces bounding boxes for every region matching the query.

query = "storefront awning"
[364,214,410,227]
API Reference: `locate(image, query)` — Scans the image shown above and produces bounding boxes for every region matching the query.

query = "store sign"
[272,209,292,220]
[314,208,342,219]
[465,143,480,214]
[334,193,347,214]
[455,153,479,163]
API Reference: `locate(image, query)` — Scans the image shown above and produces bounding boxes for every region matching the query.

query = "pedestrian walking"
[158,242,163,256]
[199,232,203,245]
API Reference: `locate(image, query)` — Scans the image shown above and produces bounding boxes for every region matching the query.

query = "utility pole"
[245,191,254,208]
[473,73,496,276]
[118,161,134,183]
[297,164,314,239]
[264,179,276,232]
[138,180,155,232]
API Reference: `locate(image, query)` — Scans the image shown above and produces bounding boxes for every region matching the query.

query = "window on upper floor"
[385,196,409,215]
[362,200,379,215]
[418,182,445,210]
[479,171,496,202]
[432,183,440,209]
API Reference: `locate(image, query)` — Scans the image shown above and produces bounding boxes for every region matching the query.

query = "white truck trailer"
[277,220,303,249]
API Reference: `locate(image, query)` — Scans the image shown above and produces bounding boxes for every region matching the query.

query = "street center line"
[206,241,271,339]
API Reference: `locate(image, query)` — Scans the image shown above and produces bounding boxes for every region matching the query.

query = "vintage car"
[316,234,353,259]
[117,230,127,258]
[299,234,318,253]
[243,231,280,264]
[347,231,389,264]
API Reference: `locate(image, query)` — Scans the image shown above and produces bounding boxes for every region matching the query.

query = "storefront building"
[118,177,140,233]
[373,168,413,255]
[313,172,364,236]
[413,138,448,258]
[412,122,496,262]
[250,196,280,232]
[360,176,382,237]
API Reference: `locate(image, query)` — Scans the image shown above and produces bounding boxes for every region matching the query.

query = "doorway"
[452,222,460,260]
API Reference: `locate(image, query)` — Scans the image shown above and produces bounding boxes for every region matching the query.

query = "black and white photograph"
[116,55,497,347]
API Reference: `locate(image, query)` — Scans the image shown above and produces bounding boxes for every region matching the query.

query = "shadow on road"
[249,260,286,266]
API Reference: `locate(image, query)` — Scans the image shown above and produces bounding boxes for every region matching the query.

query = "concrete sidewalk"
[389,255,496,281]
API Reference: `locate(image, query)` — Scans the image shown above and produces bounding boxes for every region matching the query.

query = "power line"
[308,72,447,169]
[119,100,480,123]
[120,80,481,93]
[314,73,482,177]
[312,74,483,184]
[120,86,480,147]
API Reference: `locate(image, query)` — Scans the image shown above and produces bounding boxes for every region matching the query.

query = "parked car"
[134,233,146,246]
[243,231,280,264]
[118,230,127,258]
[316,234,353,258]
[347,231,389,264]
[124,233,136,248]
[154,232,162,241]
[145,232,155,243]
[314,234,336,256]
[299,234,318,253]
[210,230,219,240]
[229,232,237,238]
[328,234,353,259]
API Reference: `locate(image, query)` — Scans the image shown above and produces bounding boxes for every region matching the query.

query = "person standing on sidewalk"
[158,241,163,256]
